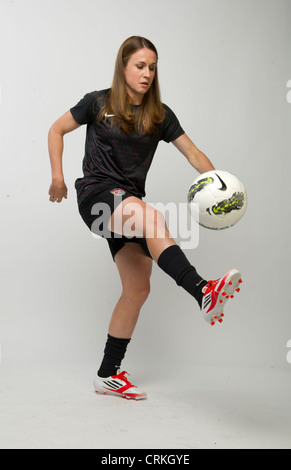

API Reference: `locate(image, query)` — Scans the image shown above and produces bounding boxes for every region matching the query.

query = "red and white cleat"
[93,370,147,400]
[201,269,242,326]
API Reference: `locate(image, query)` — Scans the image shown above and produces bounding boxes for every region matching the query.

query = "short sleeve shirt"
[70,89,185,206]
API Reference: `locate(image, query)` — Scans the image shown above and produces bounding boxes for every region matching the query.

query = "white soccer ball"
[187,170,247,230]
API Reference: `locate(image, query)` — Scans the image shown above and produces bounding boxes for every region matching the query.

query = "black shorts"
[78,186,152,261]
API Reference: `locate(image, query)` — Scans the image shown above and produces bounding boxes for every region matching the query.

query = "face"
[124,47,157,105]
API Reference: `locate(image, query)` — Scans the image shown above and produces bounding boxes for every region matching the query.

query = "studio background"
[1,0,290,378]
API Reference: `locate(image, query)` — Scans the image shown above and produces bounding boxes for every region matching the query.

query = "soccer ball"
[187,170,247,230]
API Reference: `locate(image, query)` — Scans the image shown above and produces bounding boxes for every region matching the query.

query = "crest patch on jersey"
[110,188,126,196]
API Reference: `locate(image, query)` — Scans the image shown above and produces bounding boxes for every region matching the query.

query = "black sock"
[157,245,207,307]
[97,334,131,378]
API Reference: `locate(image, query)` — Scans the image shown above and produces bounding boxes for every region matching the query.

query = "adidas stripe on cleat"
[201,269,242,326]
[93,370,147,400]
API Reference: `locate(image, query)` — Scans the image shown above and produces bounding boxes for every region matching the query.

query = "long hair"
[98,36,165,134]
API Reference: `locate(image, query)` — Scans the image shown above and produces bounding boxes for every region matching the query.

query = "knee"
[137,284,151,306]
[122,281,151,308]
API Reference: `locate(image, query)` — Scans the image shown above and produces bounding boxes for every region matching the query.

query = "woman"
[48,36,242,400]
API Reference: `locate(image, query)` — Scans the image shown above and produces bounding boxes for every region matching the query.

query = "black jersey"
[70,89,185,206]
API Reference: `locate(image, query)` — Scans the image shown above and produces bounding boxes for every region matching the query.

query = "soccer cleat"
[201,269,242,326]
[93,370,147,400]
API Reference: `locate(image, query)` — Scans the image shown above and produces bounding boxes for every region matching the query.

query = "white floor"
[0,363,291,449]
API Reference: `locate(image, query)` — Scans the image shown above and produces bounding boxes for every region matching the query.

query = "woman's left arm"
[172,133,215,174]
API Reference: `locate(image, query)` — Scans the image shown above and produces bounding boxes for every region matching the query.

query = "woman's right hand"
[48,110,81,203]
[48,179,68,203]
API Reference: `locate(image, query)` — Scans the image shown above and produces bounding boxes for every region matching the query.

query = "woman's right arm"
[48,110,81,203]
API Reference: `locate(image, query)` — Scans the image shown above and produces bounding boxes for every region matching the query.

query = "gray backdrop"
[1,0,290,371]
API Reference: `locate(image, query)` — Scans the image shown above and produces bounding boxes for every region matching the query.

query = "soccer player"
[48,36,242,400]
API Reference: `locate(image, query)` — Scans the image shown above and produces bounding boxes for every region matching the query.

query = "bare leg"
[107,196,207,309]
[108,243,152,338]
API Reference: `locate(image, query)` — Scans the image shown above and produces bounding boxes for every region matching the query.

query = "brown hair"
[98,36,165,134]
